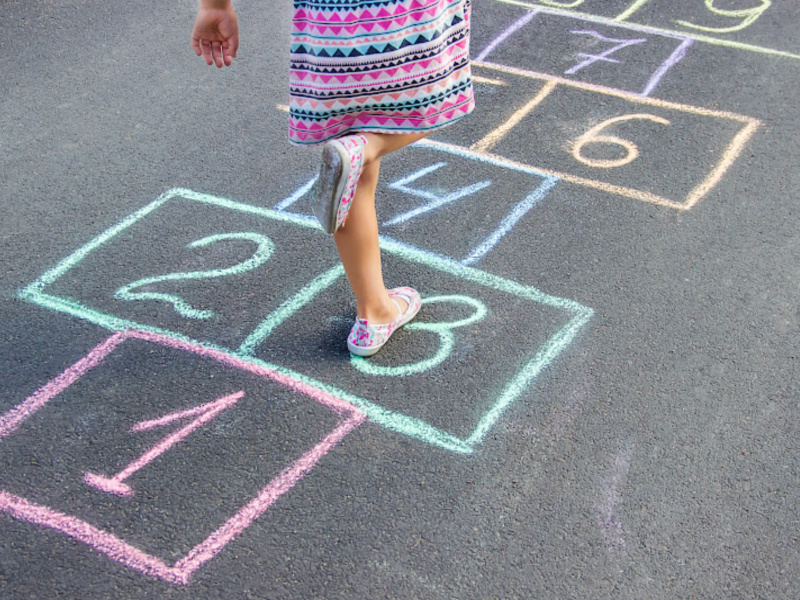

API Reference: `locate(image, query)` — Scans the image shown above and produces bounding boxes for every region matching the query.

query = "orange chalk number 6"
[571,113,670,169]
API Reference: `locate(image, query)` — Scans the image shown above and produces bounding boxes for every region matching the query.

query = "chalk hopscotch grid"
[474,7,695,98]
[0,329,365,585]
[18,188,593,454]
[460,5,763,211]
[490,0,800,61]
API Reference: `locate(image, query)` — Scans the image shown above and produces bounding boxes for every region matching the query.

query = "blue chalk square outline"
[18,188,593,454]
[274,138,560,266]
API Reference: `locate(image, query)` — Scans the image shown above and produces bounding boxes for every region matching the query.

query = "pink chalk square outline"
[0,329,365,585]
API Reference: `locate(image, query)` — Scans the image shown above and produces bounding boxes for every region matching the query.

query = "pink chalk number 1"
[84,391,243,497]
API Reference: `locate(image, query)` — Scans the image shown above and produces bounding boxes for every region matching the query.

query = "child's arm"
[191,0,239,68]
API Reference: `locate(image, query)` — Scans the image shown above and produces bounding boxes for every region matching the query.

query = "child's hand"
[191,5,239,68]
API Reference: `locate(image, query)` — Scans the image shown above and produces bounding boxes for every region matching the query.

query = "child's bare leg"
[334,159,396,322]
[334,130,430,323]
[360,130,431,164]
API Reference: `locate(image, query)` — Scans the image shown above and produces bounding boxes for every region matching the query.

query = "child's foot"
[311,134,367,234]
[347,287,422,357]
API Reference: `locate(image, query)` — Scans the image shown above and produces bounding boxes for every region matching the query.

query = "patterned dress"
[289,0,475,145]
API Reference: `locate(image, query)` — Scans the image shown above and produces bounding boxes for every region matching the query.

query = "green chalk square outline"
[18,188,593,454]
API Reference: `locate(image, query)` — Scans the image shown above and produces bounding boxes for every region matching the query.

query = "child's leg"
[334,130,430,323]
[360,131,431,165]
[334,158,395,322]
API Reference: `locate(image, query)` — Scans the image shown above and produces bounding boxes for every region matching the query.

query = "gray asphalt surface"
[1,1,799,598]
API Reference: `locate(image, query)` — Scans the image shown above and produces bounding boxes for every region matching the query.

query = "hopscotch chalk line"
[0,329,365,585]
[465,63,762,210]
[491,0,800,61]
[476,8,694,98]
[275,140,561,264]
[18,188,593,455]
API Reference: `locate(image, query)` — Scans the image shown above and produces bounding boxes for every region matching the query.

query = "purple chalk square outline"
[0,329,365,585]
[476,8,693,97]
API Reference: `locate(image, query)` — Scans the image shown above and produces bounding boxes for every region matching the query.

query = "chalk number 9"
[675,0,771,34]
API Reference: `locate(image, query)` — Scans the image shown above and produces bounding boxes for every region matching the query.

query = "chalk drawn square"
[0,330,364,585]
[433,63,761,211]
[484,1,800,72]
[19,189,592,454]
[625,0,800,54]
[18,190,344,351]
[527,0,800,58]
[475,7,692,97]
[275,141,559,266]
[248,238,594,454]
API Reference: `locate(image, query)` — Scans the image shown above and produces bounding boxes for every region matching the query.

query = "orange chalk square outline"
[466,61,761,210]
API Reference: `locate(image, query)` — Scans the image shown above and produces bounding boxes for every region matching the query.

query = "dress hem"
[287,101,475,147]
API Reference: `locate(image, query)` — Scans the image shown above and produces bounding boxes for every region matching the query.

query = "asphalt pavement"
[1,1,799,598]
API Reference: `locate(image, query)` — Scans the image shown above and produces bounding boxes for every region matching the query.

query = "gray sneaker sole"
[312,142,351,234]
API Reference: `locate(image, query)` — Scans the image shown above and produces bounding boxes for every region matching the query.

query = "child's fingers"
[229,34,239,59]
[221,39,238,66]
[192,36,210,64]
[191,34,236,67]
[211,41,225,68]
[200,40,215,66]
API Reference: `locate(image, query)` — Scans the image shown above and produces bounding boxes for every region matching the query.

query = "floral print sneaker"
[347,287,422,357]
[311,134,368,234]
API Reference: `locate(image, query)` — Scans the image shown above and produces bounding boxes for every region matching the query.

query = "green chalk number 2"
[351,295,488,377]
[115,232,275,320]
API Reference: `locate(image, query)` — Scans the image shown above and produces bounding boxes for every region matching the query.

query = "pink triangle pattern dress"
[289,0,475,145]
